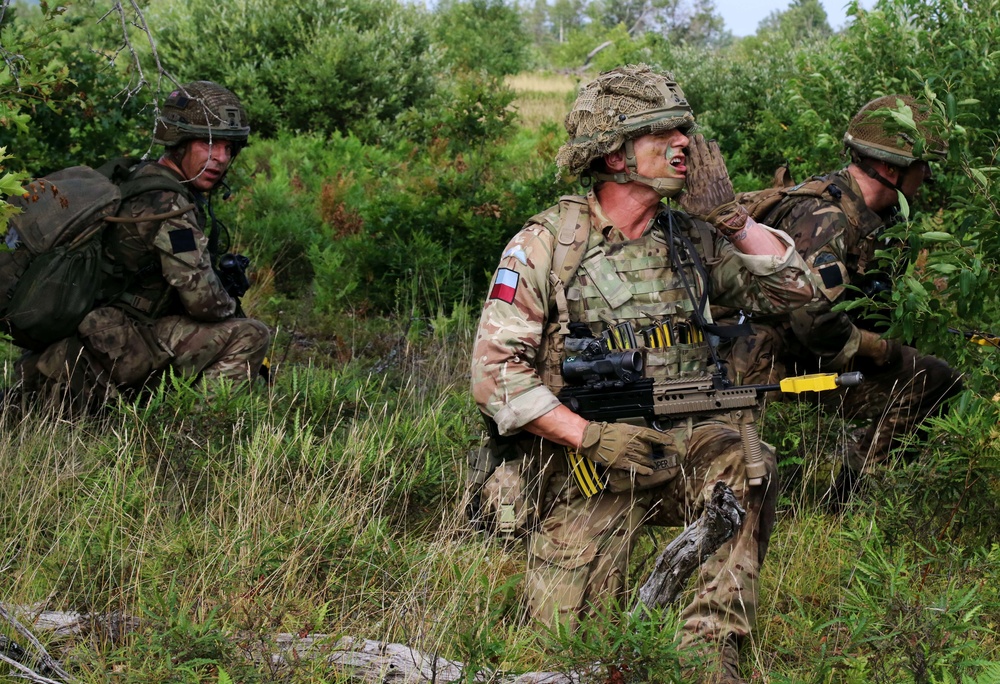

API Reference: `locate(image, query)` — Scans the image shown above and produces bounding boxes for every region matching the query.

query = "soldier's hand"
[678,134,736,219]
[578,422,667,476]
[857,330,903,367]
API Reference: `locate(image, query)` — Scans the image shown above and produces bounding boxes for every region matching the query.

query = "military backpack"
[1,159,193,350]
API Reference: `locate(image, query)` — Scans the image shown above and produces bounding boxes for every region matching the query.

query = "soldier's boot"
[712,635,747,684]
[682,635,748,684]
[827,466,863,513]
[18,337,117,417]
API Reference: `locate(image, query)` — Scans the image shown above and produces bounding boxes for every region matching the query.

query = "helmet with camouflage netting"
[843,95,947,167]
[556,64,694,178]
[153,81,250,147]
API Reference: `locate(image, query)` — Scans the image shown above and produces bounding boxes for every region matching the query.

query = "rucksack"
[2,160,192,350]
[735,165,863,234]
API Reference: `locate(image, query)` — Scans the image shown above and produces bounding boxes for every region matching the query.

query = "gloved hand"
[678,134,736,219]
[578,422,668,476]
[857,329,903,367]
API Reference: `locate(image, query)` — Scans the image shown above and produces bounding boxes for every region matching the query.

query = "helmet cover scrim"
[844,95,947,167]
[556,64,695,177]
[153,81,250,147]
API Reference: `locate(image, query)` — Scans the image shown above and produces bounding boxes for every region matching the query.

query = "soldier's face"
[179,139,235,191]
[631,129,690,182]
[899,161,931,200]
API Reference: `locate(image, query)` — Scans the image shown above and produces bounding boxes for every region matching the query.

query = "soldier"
[721,95,963,508]
[470,65,815,683]
[18,81,270,412]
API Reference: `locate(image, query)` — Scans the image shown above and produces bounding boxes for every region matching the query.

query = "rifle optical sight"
[562,350,644,384]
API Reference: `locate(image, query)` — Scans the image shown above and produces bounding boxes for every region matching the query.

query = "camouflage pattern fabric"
[471,191,809,646]
[719,168,963,469]
[526,420,777,638]
[107,163,237,322]
[471,192,814,435]
[17,162,269,410]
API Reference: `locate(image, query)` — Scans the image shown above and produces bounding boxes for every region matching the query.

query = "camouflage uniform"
[721,168,962,472]
[20,161,269,408]
[471,190,813,646]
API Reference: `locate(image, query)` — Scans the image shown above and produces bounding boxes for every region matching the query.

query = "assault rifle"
[557,338,863,488]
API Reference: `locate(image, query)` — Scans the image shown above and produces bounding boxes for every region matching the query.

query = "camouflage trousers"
[724,323,963,472]
[525,419,777,647]
[18,306,270,412]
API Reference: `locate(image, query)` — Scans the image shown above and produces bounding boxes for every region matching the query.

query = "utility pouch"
[466,414,538,538]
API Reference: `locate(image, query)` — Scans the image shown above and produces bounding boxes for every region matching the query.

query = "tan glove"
[678,134,736,218]
[578,422,667,476]
[856,329,903,367]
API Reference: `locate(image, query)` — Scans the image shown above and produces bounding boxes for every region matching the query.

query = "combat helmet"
[556,64,694,196]
[153,81,250,148]
[844,95,947,168]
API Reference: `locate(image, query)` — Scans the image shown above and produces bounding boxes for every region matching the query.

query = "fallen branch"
[0,604,77,682]
[635,480,746,611]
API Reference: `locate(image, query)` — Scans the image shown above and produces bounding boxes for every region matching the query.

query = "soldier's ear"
[878,160,902,184]
[603,148,627,172]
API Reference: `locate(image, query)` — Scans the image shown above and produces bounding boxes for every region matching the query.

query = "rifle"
[557,338,863,490]
[948,327,1000,349]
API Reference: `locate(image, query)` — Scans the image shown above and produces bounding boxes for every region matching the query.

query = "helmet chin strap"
[590,138,686,198]
[858,158,905,193]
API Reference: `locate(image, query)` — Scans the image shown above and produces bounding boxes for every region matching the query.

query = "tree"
[434,0,531,76]
[757,0,832,43]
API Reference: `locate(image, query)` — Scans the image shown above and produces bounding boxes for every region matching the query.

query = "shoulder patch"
[489,268,520,304]
[502,246,529,266]
[812,252,839,266]
[168,228,197,254]
[819,263,844,289]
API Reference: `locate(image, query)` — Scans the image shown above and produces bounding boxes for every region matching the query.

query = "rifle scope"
[562,350,643,384]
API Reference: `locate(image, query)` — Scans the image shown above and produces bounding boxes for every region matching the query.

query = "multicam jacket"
[758,168,886,368]
[471,191,814,435]
[104,162,237,322]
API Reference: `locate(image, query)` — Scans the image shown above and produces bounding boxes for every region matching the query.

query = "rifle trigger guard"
[650,418,674,432]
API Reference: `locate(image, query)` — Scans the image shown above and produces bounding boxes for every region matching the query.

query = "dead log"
[9,483,745,683]
[635,480,746,611]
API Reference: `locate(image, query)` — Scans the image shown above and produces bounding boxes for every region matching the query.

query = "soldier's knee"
[239,318,271,357]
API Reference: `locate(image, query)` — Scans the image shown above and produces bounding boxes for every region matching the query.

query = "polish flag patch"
[489,268,520,304]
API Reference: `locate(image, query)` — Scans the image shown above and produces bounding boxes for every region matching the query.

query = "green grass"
[1,311,999,683]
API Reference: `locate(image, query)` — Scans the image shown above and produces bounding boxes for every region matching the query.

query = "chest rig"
[533,196,715,394]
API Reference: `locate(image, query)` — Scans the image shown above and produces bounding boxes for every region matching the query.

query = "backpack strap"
[96,157,197,207]
[528,195,592,337]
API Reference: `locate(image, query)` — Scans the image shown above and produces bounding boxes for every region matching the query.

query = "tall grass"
[1,313,999,682]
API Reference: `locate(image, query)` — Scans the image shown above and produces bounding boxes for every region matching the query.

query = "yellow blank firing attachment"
[778,372,864,394]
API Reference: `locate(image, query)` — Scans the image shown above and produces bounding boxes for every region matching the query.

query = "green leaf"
[919,231,953,242]
[896,191,910,219]
[905,275,927,297]
[0,172,25,197]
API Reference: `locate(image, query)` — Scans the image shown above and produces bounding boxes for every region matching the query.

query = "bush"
[150,0,440,143]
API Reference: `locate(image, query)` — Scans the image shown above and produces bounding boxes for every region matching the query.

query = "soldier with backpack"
[470,65,816,683]
[720,95,964,508]
[14,80,270,413]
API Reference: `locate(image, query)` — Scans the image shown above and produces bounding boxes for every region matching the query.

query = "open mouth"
[668,155,686,173]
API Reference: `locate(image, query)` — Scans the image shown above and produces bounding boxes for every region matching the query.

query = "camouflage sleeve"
[781,204,864,368]
[709,221,815,314]
[150,196,237,321]
[470,224,562,435]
